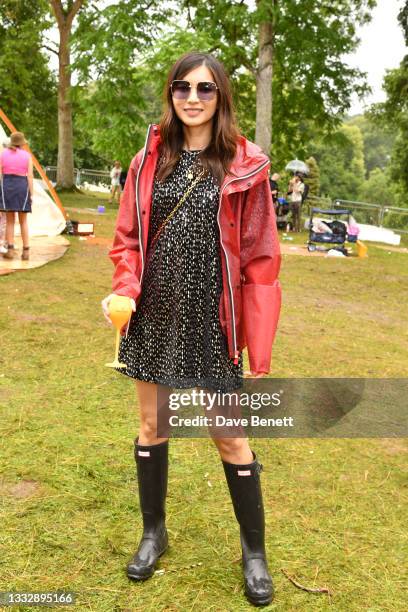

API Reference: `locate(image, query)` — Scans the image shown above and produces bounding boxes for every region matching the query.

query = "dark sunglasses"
[170,80,219,101]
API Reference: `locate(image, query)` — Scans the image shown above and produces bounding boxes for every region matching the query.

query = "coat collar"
[146,123,270,193]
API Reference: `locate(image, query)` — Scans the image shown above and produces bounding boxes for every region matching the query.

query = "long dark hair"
[156,52,240,185]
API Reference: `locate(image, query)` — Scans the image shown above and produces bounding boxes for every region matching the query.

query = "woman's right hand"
[101,293,136,325]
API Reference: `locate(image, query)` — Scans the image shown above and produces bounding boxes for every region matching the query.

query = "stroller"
[307,207,358,256]
[275,197,292,231]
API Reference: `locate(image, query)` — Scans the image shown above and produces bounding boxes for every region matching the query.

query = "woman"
[102,52,281,606]
[109,160,122,204]
[0,131,33,260]
[287,174,304,233]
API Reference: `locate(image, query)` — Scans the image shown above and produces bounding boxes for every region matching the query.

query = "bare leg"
[18,212,29,248]
[292,204,298,233]
[109,185,118,204]
[5,212,15,246]
[212,436,253,464]
[135,379,169,445]
[198,386,253,463]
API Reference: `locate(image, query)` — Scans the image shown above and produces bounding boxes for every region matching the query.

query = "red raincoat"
[109,124,282,374]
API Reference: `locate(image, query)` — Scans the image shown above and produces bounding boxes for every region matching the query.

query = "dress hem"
[115,366,244,393]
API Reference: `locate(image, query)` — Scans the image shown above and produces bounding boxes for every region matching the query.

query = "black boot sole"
[126,544,169,581]
[245,591,274,606]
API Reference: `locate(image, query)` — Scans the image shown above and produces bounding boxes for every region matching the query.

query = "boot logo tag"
[138,450,151,457]
[237,469,251,476]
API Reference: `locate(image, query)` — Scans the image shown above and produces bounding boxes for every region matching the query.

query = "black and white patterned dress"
[117,149,243,393]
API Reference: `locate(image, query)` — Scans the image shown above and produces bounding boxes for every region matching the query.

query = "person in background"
[109,160,122,204]
[287,174,304,232]
[297,172,309,206]
[269,172,280,212]
[0,139,6,253]
[119,167,128,192]
[0,131,33,260]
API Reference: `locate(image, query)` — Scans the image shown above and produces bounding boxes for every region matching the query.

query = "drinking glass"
[105,295,133,368]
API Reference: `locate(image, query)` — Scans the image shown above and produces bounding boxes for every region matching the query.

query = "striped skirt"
[0,174,32,213]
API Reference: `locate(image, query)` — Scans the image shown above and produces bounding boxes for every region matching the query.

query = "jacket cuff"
[111,282,141,301]
[242,281,281,373]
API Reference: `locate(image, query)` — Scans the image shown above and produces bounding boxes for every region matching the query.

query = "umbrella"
[285,159,310,175]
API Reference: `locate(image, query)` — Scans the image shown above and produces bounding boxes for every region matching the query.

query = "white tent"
[0,125,66,237]
[355,223,401,246]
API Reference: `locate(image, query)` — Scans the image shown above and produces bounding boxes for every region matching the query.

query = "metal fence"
[44,166,408,234]
[306,196,408,234]
[334,199,408,234]
[45,166,110,189]
[76,168,111,188]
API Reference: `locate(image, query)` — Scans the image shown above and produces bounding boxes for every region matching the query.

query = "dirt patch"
[14,313,57,324]
[0,387,12,402]
[307,296,395,325]
[280,243,355,258]
[0,479,42,499]
[84,237,112,247]
[372,245,408,254]
[378,439,408,455]
[46,295,64,304]
[281,243,325,257]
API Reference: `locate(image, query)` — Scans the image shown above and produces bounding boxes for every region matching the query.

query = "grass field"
[0,190,407,611]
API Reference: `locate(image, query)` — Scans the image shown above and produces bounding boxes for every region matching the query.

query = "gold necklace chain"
[149,167,206,248]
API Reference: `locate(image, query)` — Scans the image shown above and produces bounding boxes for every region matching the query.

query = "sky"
[346,0,406,115]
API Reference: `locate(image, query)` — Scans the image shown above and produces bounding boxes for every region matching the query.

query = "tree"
[255,0,275,154]
[183,0,376,163]
[0,0,58,163]
[346,114,396,176]
[369,1,408,203]
[374,61,408,199]
[312,124,366,200]
[358,167,396,206]
[66,0,377,170]
[71,0,172,167]
[49,0,86,189]
[305,157,320,197]
[399,0,408,42]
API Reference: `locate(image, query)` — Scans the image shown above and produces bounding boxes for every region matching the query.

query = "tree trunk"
[50,0,84,189]
[57,25,74,188]
[255,1,274,155]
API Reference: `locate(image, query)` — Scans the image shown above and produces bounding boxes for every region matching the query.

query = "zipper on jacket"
[135,125,270,366]
[135,124,153,288]
[217,159,270,364]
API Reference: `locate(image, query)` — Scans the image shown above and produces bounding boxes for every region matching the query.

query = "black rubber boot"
[222,451,274,606]
[126,436,169,581]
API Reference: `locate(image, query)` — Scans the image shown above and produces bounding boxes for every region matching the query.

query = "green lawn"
[0,190,407,611]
